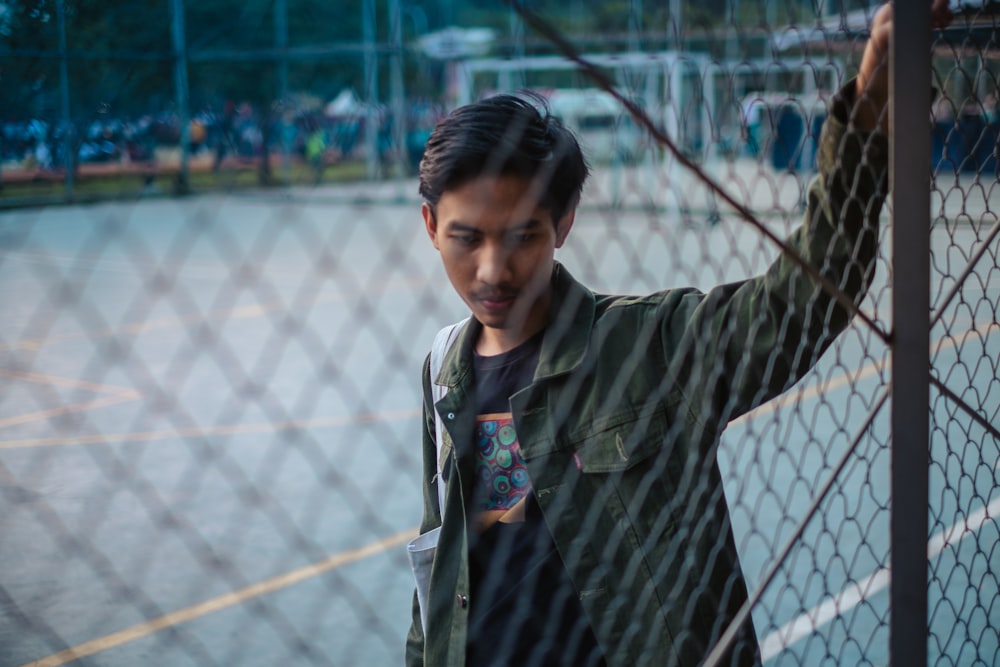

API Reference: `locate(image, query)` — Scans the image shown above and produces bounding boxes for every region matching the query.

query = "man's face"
[423,173,574,353]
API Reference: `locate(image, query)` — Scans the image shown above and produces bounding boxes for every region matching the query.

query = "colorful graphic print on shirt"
[473,412,530,511]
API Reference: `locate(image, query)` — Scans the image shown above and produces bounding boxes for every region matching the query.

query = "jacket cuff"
[821,78,889,182]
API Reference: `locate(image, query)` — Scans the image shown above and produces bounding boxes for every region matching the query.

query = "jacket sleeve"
[661,80,890,431]
[405,354,444,667]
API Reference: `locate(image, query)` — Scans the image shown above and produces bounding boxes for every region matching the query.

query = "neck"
[476,322,543,357]
[476,294,550,356]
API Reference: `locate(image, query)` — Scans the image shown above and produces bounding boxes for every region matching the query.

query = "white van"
[544,88,644,164]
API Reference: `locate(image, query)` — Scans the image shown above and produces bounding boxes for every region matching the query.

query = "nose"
[476,240,513,287]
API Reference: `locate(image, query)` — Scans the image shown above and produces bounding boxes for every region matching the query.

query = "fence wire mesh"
[1,1,998,666]
[926,6,1000,666]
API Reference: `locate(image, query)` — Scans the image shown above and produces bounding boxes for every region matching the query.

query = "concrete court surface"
[0,166,997,666]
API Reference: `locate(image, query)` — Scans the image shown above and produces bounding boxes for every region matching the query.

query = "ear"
[554,209,576,248]
[422,202,440,250]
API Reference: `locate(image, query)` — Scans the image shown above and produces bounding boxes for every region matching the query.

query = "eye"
[508,232,535,245]
[451,233,478,246]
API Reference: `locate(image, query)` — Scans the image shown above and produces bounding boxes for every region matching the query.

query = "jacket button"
[456,594,468,609]
[447,412,455,420]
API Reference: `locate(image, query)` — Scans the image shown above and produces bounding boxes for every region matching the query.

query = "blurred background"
[3,0,998,201]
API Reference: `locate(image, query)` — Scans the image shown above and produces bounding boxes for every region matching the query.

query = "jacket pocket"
[570,409,686,557]
[570,394,683,474]
[406,526,440,633]
[573,420,662,473]
[566,388,690,473]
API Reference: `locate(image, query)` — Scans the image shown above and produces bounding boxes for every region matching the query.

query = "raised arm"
[854,0,954,132]
[664,0,955,430]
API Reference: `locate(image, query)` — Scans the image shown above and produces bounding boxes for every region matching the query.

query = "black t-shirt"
[465,332,606,667]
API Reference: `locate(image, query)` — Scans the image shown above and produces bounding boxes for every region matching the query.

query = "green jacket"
[406,86,888,667]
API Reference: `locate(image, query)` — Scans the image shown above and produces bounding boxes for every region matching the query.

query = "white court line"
[737,318,1000,657]
[0,408,420,449]
[760,491,1000,660]
[731,319,999,428]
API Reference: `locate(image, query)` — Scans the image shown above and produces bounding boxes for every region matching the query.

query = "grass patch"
[0,159,372,207]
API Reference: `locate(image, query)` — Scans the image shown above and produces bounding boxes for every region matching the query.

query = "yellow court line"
[0,370,141,430]
[0,275,431,353]
[731,359,886,427]
[0,302,308,352]
[0,408,422,450]
[8,323,998,664]
[1,308,290,353]
[933,319,1000,354]
[0,393,140,430]
[20,528,419,667]
[0,369,138,396]
[1,322,995,449]
[732,318,1000,426]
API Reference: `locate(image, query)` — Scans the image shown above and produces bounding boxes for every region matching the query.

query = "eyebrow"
[446,220,543,233]
[512,220,543,231]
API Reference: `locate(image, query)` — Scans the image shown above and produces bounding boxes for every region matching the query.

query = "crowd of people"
[0,96,446,178]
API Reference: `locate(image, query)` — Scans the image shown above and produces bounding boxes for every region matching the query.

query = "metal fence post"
[275,0,290,183]
[389,0,406,180]
[169,0,191,193]
[56,0,74,198]
[890,5,932,666]
[363,0,379,180]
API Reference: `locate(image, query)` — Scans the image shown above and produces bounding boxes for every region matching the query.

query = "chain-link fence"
[1,1,998,666]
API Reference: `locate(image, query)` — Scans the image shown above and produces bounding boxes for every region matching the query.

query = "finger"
[931,0,953,29]
[871,2,893,31]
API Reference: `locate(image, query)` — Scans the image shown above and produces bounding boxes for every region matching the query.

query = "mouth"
[475,293,517,312]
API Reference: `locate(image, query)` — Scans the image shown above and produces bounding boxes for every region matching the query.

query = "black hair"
[418,93,590,224]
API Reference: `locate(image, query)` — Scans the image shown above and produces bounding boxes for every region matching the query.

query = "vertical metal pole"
[275,0,290,182]
[389,0,407,179]
[702,61,720,223]
[643,64,656,203]
[628,0,642,53]
[665,0,682,183]
[890,5,931,667]
[56,0,74,197]
[454,60,472,107]
[664,54,683,201]
[508,5,525,90]
[169,0,191,193]
[701,63,716,164]
[669,0,682,47]
[363,0,379,180]
[726,0,738,62]
[627,0,642,104]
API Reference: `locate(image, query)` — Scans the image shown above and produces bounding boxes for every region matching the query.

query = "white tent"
[771,8,874,52]
[325,89,364,117]
[417,27,495,60]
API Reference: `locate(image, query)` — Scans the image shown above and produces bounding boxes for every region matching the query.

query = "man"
[406,3,950,666]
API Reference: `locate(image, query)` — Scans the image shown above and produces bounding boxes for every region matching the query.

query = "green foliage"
[1,1,172,120]
[1,0,828,123]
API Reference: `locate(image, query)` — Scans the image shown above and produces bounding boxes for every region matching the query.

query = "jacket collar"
[435,263,596,388]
